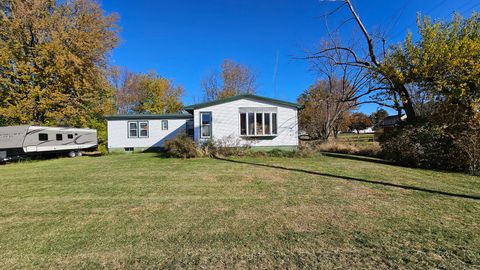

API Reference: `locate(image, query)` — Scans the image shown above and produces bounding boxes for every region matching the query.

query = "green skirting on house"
[247,145,298,152]
[108,145,298,154]
[108,147,163,153]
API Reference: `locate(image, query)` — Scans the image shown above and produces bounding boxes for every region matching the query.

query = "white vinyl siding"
[108,119,189,149]
[193,98,298,147]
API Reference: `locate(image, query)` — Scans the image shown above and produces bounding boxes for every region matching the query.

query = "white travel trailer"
[0,126,97,163]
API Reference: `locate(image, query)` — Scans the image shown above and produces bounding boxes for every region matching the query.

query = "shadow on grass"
[319,152,394,166]
[215,156,480,201]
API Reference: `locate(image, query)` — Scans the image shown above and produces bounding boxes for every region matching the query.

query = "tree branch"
[344,0,380,67]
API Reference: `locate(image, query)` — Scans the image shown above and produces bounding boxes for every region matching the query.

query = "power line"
[387,0,450,41]
[457,0,480,15]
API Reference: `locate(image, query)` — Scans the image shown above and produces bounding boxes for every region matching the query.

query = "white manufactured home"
[106,94,302,152]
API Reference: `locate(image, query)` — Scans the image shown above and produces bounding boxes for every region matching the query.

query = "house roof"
[184,94,303,112]
[105,113,193,121]
[380,115,404,127]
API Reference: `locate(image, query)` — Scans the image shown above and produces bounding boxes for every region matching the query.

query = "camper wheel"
[68,151,76,158]
[75,151,82,157]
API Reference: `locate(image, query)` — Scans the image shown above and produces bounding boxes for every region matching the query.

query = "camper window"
[162,120,168,130]
[39,133,48,141]
[68,134,73,139]
[56,134,63,141]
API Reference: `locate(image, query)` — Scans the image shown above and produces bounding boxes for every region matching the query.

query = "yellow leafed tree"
[0,0,119,127]
[110,68,184,114]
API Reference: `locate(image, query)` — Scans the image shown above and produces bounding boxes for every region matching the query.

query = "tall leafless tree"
[309,0,417,120]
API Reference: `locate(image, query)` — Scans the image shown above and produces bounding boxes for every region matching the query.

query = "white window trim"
[128,121,138,138]
[128,121,149,138]
[139,121,149,138]
[240,112,277,137]
[200,112,212,139]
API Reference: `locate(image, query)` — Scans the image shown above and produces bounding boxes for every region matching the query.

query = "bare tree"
[308,0,417,121]
[201,71,220,102]
[298,79,353,141]
[110,67,143,114]
[201,59,257,101]
[299,40,366,141]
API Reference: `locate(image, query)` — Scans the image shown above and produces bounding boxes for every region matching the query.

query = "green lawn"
[1,153,479,269]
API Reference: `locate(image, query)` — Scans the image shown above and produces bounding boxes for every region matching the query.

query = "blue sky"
[100,0,479,114]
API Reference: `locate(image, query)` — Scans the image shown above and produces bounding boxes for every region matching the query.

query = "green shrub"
[454,121,480,175]
[380,122,468,171]
[200,136,250,157]
[88,118,108,155]
[163,134,199,158]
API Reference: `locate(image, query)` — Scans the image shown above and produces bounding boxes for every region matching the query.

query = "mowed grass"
[0,153,479,269]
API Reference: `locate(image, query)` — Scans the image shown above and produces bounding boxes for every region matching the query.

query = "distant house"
[105,94,302,152]
[380,115,406,133]
[352,126,375,134]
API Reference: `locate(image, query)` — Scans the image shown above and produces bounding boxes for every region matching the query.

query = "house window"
[247,112,255,135]
[38,133,48,141]
[128,122,138,138]
[56,134,63,141]
[240,112,278,136]
[139,122,148,138]
[272,113,277,135]
[186,119,194,137]
[128,121,148,138]
[200,112,212,138]
[264,113,271,135]
[240,113,247,135]
[67,134,73,139]
[162,120,168,130]
[256,113,263,135]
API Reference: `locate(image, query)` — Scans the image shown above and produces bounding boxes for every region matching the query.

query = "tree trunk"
[397,84,416,121]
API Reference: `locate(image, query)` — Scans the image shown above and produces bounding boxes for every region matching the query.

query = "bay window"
[240,111,277,136]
